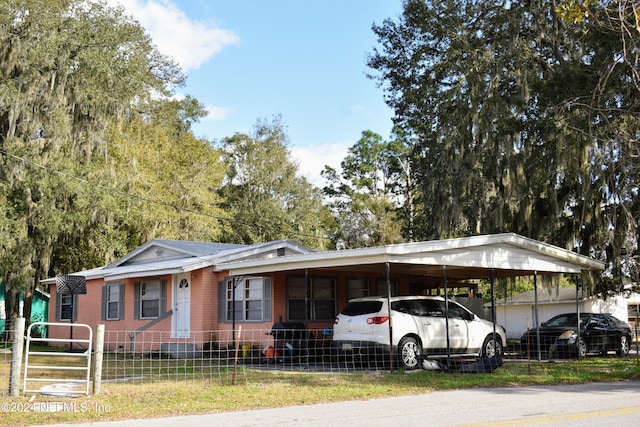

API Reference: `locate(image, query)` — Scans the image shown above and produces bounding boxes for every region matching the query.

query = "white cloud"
[106,0,239,72]
[172,94,231,121]
[202,105,233,121]
[291,141,351,186]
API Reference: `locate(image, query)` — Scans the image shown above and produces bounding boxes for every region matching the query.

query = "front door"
[172,273,191,338]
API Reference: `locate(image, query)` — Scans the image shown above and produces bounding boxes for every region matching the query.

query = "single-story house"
[491,286,640,340]
[41,233,604,352]
[0,281,50,337]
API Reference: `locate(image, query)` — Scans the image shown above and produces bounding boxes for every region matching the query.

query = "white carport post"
[490,268,497,349]
[534,271,541,361]
[443,265,451,361]
[576,276,581,359]
[304,269,310,330]
[386,262,394,372]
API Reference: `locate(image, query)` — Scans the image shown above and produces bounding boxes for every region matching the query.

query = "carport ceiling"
[218,233,604,280]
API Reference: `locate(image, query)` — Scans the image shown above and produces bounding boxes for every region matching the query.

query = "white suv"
[332,295,506,369]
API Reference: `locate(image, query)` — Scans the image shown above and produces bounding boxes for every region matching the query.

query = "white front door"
[172,273,191,338]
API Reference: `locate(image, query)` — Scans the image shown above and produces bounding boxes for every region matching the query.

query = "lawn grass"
[2,357,640,427]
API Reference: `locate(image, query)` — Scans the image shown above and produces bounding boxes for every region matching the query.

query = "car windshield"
[340,301,383,316]
[545,313,590,327]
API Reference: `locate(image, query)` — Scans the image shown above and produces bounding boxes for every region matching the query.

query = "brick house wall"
[46,266,416,352]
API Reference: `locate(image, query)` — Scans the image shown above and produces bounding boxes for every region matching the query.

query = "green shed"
[0,281,50,338]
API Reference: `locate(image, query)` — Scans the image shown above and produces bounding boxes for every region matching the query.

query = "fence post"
[93,324,105,395]
[9,317,26,397]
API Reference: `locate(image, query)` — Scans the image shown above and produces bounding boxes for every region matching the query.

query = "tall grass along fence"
[3,321,638,396]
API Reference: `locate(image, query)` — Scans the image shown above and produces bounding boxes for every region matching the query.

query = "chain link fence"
[99,327,345,384]
[2,322,638,395]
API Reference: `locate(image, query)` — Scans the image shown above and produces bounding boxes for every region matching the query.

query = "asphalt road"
[42,380,640,427]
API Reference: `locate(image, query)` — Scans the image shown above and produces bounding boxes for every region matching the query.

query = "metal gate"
[23,322,93,395]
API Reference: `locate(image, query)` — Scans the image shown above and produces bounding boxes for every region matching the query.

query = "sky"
[104,0,402,185]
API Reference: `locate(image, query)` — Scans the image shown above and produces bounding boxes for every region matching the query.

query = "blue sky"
[106,0,402,184]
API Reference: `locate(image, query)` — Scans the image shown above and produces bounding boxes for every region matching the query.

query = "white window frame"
[106,283,121,320]
[58,294,74,321]
[226,277,267,322]
[377,278,398,296]
[139,280,161,319]
[286,276,336,321]
[347,278,369,300]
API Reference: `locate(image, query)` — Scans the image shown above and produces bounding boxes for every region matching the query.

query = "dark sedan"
[520,312,632,358]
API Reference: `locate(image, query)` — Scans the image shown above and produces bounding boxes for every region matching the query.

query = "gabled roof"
[104,239,247,268]
[219,233,604,279]
[41,239,314,284]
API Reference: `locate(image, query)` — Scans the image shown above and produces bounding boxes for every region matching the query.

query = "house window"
[347,278,369,300]
[101,282,124,320]
[134,279,165,320]
[108,286,119,319]
[225,277,271,322]
[56,294,75,321]
[140,280,160,318]
[286,276,336,321]
[58,294,73,320]
[376,279,398,296]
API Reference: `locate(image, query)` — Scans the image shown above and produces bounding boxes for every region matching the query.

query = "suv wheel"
[617,335,630,356]
[398,337,421,370]
[481,335,502,358]
[577,338,587,358]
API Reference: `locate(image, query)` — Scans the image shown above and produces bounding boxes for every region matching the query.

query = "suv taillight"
[367,316,389,325]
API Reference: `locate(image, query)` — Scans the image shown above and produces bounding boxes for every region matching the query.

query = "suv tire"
[398,337,421,370]
[481,335,502,358]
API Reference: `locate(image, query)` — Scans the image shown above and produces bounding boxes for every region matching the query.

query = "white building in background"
[489,286,640,340]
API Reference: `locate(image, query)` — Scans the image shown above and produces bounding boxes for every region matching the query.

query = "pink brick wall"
[47,268,409,351]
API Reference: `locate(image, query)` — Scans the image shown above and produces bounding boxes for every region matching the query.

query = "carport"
[219,233,605,366]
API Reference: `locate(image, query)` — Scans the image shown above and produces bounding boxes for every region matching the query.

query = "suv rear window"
[340,301,383,316]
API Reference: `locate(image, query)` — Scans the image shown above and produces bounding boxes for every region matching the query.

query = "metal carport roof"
[217,233,604,279]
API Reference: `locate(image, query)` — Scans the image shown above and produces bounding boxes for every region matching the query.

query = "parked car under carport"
[332,295,507,369]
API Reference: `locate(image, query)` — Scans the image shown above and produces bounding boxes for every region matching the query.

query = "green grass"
[3,357,640,426]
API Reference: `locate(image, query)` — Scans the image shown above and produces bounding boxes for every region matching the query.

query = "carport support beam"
[491,268,497,346]
[305,269,310,331]
[305,269,310,357]
[534,271,541,362]
[386,262,394,372]
[443,266,450,361]
[576,276,581,359]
